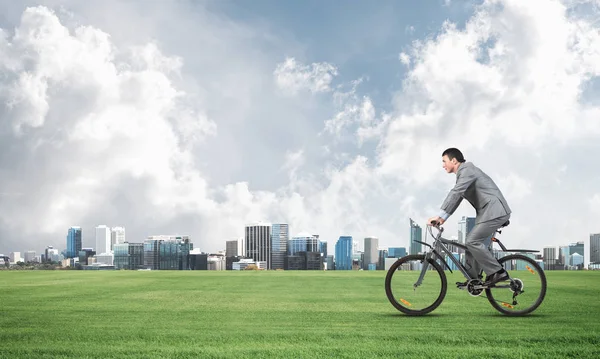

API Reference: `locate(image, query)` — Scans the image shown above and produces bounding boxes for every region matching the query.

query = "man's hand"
[428,216,445,226]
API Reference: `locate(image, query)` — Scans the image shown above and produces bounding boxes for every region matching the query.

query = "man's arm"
[439,166,478,218]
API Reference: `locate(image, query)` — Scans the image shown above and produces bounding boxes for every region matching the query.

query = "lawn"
[1,270,599,358]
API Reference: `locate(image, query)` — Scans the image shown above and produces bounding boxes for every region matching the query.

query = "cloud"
[0,6,216,238]
[2,0,600,268]
[273,57,338,95]
[589,193,600,216]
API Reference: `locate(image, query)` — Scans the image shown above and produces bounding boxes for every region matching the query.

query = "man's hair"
[442,148,465,162]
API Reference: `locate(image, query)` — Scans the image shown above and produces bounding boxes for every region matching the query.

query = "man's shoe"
[484,269,509,286]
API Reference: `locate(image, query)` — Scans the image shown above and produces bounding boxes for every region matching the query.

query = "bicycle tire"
[385,254,448,315]
[485,254,547,316]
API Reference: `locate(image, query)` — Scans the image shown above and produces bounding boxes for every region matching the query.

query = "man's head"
[441,148,465,173]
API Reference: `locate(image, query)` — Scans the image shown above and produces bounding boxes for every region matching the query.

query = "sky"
[1,0,600,266]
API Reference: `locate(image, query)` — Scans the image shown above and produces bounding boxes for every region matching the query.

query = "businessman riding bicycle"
[428,147,511,288]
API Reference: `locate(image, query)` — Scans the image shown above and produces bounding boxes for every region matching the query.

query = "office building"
[335,236,353,270]
[66,227,82,259]
[226,240,238,258]
[363,237,378,270]
[271,224,288,270]
[409,218,422,255]
[591,233,600,264]
[458,216,476,245]
[144,235,193,270]
[111,227,126,251]
[245,222,272,269]
[114,243,143,270]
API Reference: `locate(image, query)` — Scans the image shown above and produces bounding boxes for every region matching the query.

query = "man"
[428,148,511,287]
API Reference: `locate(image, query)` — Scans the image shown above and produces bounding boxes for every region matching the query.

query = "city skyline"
[2,1,600,268]
[2,216,596,270]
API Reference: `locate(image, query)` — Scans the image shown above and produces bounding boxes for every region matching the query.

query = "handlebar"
[428,221,444,233]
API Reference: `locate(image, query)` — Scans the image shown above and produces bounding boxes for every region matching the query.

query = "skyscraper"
[363,237,378,270]
[111,227,126,251]
[226,240,238,258]
[289,233,319,255]
[409,219,422,255]
[335,236,353,270]
[271,224,289,270]
[543,246,557,270]
[95,225,111,254]
[66,226,82,259]
[590,233,600,264]
[458,216,475,245]
[245,222,271,269]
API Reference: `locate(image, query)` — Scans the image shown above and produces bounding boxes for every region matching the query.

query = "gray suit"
[439,162,511,277]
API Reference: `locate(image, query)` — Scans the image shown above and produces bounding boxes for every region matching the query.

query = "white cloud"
[0,6,216,234]
[399,52,410,66]
[2,0,600,263]
[589,193,600,216]
[496,173,533,201]
[273,57,338,95]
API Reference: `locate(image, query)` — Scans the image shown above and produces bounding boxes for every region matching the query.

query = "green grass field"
[1,270,599,358]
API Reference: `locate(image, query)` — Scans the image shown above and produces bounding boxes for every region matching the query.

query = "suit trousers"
[464,214,510,278]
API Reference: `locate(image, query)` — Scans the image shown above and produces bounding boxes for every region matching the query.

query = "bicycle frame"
[412,224,539,287]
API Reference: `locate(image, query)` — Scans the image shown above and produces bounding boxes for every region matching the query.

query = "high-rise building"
[543,246,557,270]
[245,223,272,269]
[568,242,584,267]
[363,237,378,270]
[458,216,475,246]
[591,233,600,264]
[335,236,353,270]
[110,227,126,251]
[95,225,111,255]
[409,218,423,255]
[66,226,82,259]
[319,240,327,259]
[271,224,288,270]
[289,233,319,255]
[45,246,59,263]
[226,240,238,258]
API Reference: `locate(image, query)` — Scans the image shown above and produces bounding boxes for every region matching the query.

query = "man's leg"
[465,215,510,277]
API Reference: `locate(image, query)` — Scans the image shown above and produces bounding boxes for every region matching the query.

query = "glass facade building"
[66,227,82,259]
[143,236,193,270]
[409,219,422,255]
[289,234,319,255]
[388,247,407,258]
[114,243,144,270]
[335,236,353,270]
[271,224,288,270]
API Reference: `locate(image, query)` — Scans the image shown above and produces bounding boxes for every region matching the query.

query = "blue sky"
[1,0,600,267]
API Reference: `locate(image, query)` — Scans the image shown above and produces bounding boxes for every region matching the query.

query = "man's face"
[442,155,456,173]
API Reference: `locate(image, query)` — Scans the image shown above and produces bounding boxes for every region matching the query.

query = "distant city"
[2,217,600,271]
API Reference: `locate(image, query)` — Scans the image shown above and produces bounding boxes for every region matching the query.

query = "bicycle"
[385,220,547,316]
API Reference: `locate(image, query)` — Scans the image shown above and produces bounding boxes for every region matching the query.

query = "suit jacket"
[440,162,511,223]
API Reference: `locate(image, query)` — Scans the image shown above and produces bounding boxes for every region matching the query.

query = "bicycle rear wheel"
[385,254,447,315]
[485,254,547,316]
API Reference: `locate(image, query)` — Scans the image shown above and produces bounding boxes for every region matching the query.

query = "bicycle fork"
[413,252,434,288]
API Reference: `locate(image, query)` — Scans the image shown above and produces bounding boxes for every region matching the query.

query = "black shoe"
[484,269,509,286]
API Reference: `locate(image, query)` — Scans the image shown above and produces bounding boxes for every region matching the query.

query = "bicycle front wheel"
[385,254,447,315]
[485,254,547,316]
